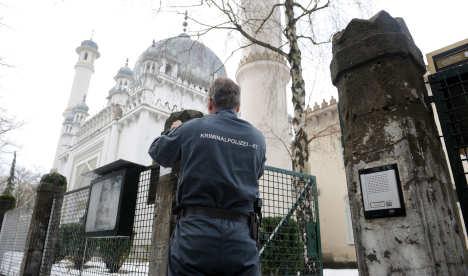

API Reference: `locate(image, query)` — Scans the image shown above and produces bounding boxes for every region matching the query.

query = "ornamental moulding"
[239,51,287,67]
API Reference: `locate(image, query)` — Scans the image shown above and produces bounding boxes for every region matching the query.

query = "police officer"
[148,77,266,276]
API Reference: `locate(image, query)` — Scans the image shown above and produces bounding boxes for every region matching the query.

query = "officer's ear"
[208,98,216,114]
[235,105,240,113]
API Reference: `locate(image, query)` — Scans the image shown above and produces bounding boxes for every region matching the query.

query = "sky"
[0,0,467,172]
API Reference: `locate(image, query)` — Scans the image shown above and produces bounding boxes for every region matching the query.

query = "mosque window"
[165,63,172,75]
[151,63,155,73]
[84,52,88,61]
[73,155,98,189]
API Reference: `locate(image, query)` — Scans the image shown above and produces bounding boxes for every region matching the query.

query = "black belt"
[179,206,249,224]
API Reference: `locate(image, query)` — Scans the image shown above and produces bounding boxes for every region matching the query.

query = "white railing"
[77,106,113,141]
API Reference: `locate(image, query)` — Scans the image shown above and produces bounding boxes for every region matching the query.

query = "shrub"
[260,217,304,275]
[55,223,132,273]
[0,194,16,207]
[55,222,92,269]
[94,237,132,273]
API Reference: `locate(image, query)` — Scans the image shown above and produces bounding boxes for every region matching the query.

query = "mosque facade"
[53,34,228,190]
[52,1,355,266]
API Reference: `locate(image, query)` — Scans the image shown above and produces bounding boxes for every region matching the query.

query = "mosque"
[52,2,355,267]
[52,33,232,188]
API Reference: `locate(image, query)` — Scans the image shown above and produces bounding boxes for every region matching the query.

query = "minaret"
[53,39,100,168]
[236,0,291,169]
[108,59,133,106]
[66,39,100,109]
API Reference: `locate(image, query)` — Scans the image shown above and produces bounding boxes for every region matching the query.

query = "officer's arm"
[257,145,267,179]
[148,127,183,168]
[258,156,266,179]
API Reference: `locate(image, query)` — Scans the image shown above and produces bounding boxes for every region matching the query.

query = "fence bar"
[259,178,312,256]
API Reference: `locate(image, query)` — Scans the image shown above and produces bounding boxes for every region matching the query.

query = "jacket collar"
[215,109,238,117]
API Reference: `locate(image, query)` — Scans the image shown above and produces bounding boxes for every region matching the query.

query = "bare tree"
[12,166,40,209]
[0,107,21,154]
[156,0,365,174]
[0,163,41,210]
[154,1,365,271]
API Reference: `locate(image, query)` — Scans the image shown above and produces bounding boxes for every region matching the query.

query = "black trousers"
[168,213,260,276]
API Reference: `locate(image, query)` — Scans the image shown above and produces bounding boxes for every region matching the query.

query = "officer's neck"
[210,107,239,115]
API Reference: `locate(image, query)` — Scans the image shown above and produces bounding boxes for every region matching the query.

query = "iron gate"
[41,166,321,275]
[428,62,468,230]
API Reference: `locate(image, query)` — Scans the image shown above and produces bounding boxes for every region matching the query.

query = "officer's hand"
[171,120,182,130]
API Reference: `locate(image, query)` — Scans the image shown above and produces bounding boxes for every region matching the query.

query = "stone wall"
[305,97,357,267]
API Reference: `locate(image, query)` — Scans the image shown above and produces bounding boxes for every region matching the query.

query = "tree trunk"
[285,0,309,174]
[284,1,316,272]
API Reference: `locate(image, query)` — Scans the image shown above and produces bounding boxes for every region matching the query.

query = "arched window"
[84,52,88,61]
[151,63,155,73]
[165,63,172,75]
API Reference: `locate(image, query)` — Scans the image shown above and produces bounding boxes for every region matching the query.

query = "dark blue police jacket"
[148,109,266,215]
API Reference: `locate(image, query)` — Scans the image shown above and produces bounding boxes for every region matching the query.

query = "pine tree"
[3,151,16,196]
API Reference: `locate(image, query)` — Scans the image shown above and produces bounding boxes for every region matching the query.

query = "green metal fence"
[38,166,321,275]
[259,166,322,275]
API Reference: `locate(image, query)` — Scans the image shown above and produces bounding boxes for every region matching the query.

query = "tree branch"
[254,3,284,34]
[293,0,329,22]
[267,126,293,161]
[205,0,288,57]
[306,123,340,144]
[297,34,331,45]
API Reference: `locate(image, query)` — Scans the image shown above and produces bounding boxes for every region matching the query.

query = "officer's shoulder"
[252,126,266,143]
[237,118,265,141]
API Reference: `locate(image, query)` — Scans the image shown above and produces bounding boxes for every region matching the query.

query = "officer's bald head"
[208,78,240,114]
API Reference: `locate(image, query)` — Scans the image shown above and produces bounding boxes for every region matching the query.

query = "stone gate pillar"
[149,171,176,276]
[330,11,467,275]
[0,195,16,231]
[20,172,66,276]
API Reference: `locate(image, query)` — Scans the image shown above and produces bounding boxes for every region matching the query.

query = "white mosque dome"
[134,33,226,88]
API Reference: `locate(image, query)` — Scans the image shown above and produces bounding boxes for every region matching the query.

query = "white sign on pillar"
[358,164,406,219]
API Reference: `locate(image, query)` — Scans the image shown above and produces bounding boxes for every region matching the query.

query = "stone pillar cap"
[330,10,425,84]
[37,172,67,193]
